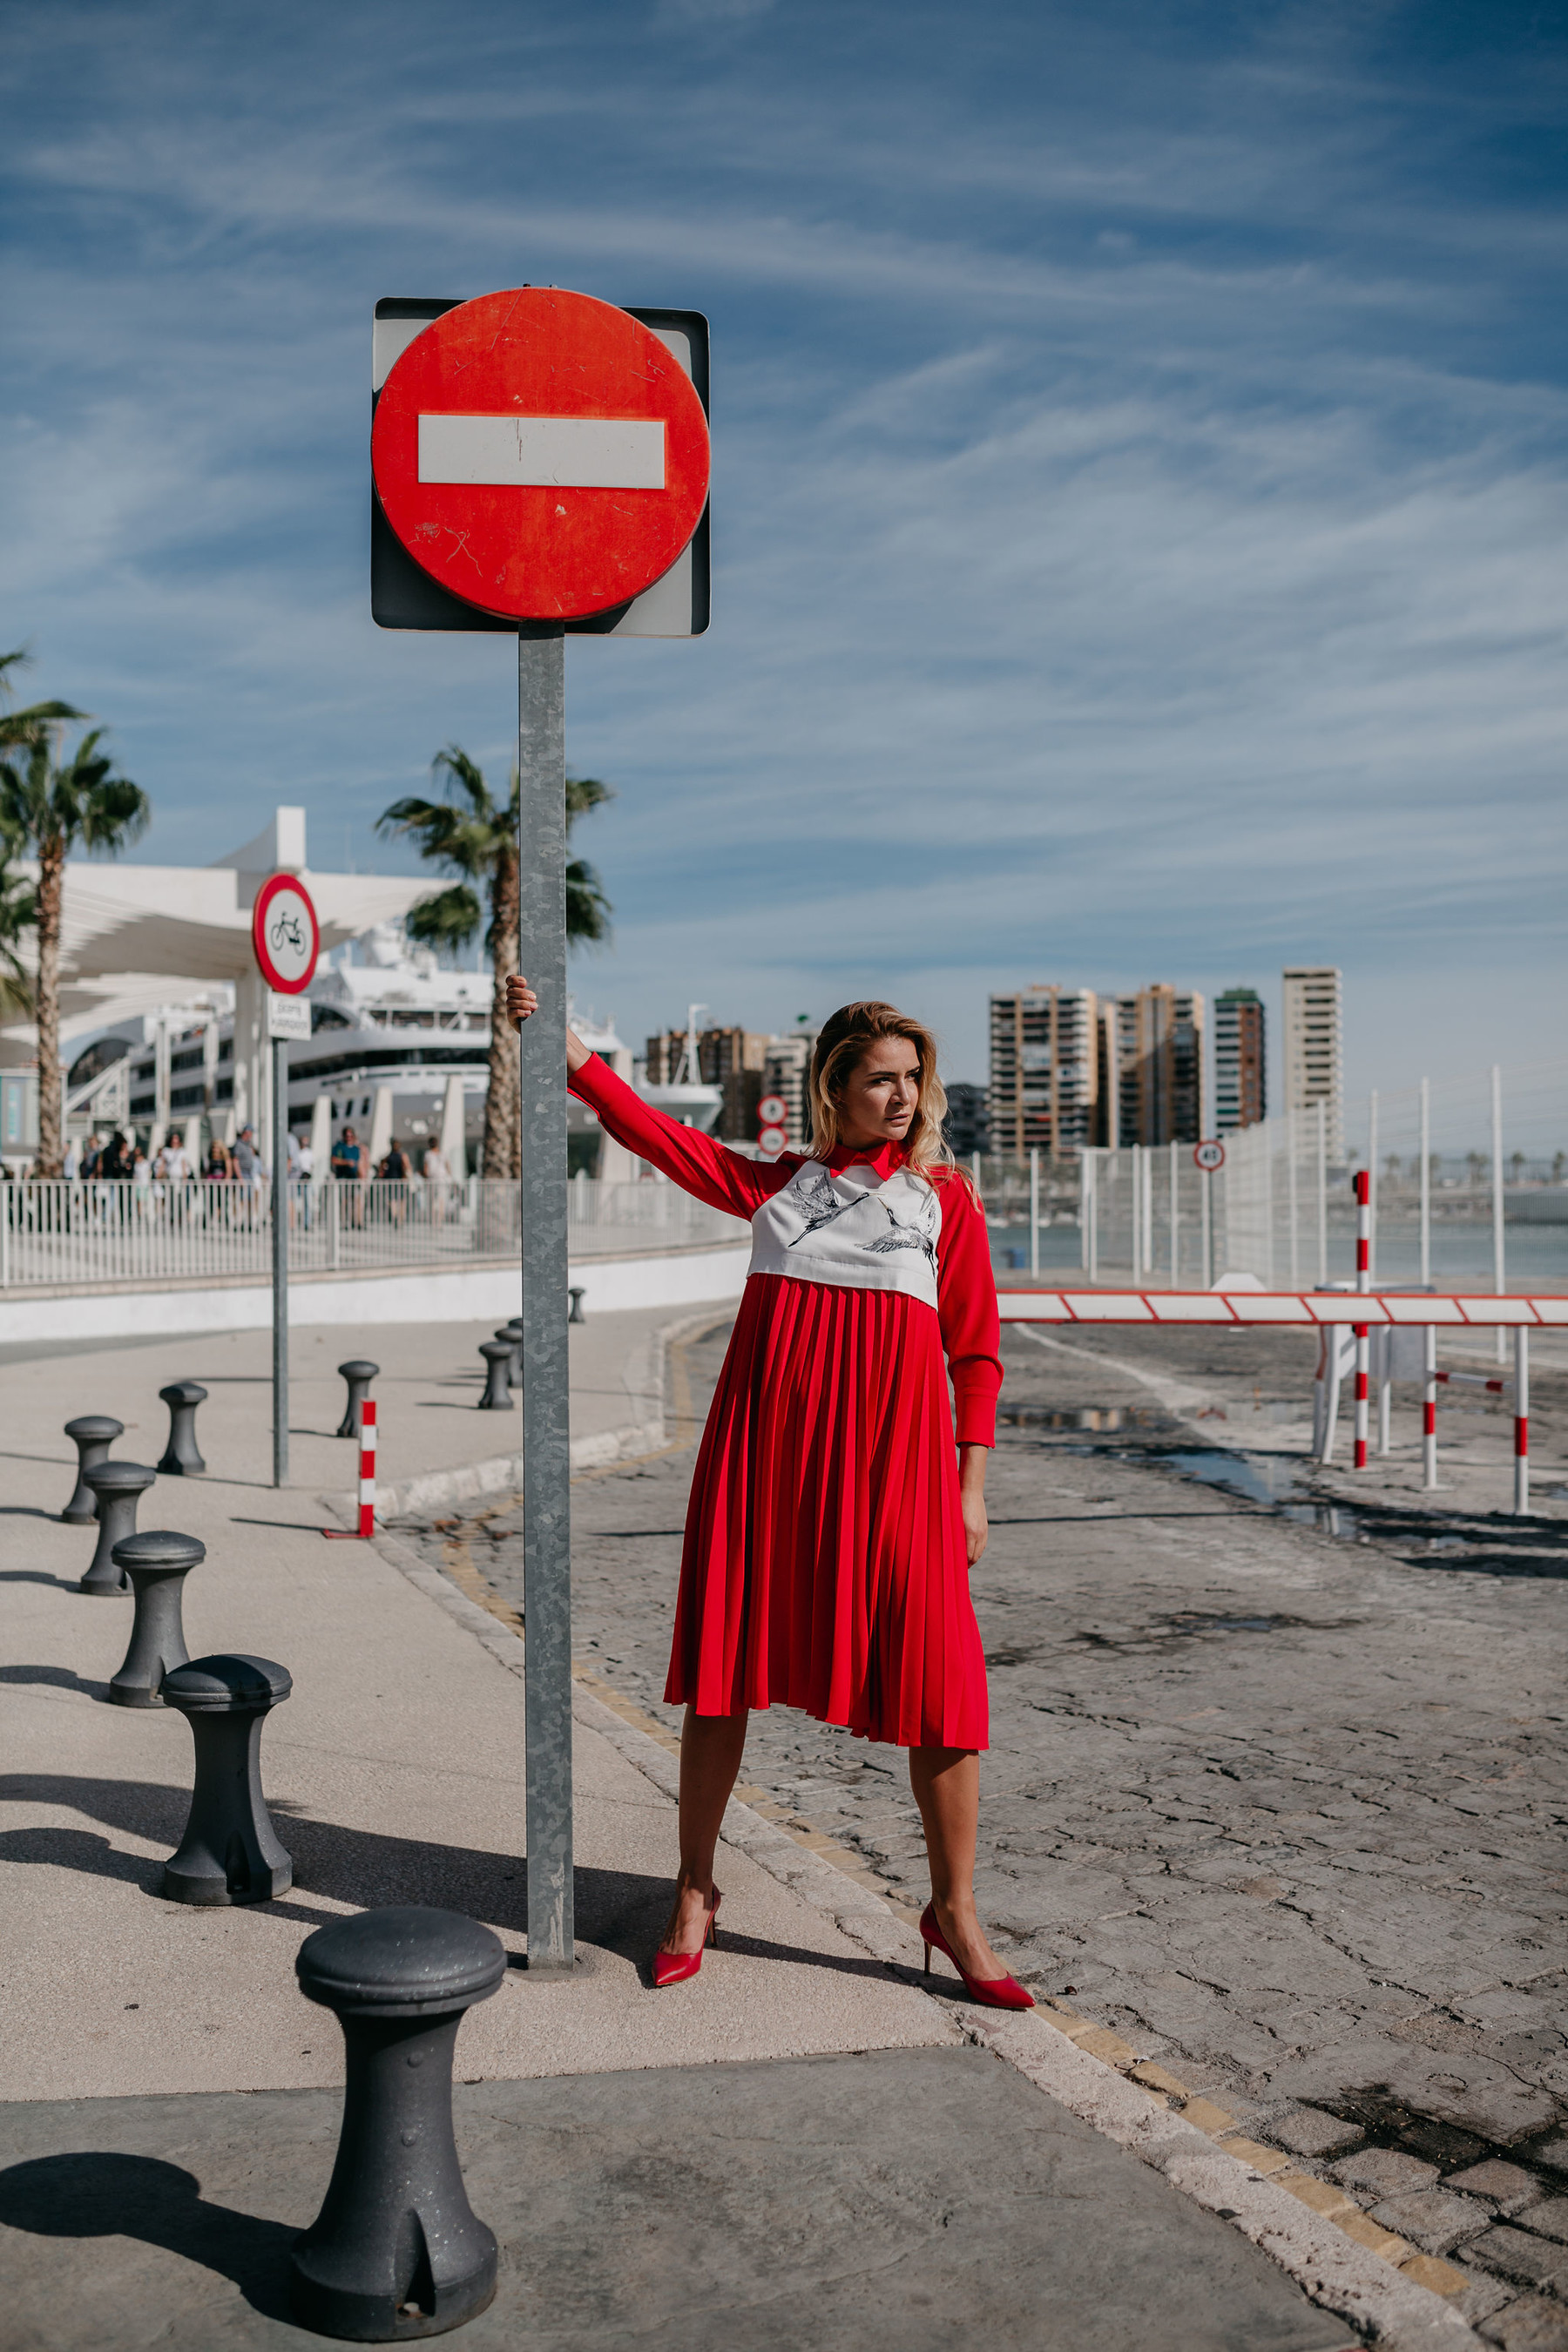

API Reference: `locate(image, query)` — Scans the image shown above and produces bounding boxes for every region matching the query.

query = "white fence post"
[1423,1325,1438,1490]
[1419,1077,1431,1288]
[1029,1146,1039,1281]
[1316,1100,1328,1285]
[1491,1065,1506,1364]
[1514,1327,1530,1516]
[1168,1139,1179,1288]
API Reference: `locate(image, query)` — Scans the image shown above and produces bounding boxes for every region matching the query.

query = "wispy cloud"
[2,0,1565,1093]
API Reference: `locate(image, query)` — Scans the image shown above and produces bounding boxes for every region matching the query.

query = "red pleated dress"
[570,1058,1003,1748]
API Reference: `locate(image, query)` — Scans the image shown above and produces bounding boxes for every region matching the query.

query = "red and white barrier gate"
[996,1289,1564,1517]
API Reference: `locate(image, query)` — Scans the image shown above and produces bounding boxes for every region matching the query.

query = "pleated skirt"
[664,1273,989,1749]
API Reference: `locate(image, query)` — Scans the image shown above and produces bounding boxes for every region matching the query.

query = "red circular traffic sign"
[252,874,320,994]
[1193,1139,1226,1173]
[757,1095,787,1127]
[372,288,711,622]
[758,1126,787,1158]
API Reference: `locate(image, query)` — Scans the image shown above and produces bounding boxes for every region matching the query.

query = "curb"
[328,1302,733,1520]
[363,1512,1479,2352]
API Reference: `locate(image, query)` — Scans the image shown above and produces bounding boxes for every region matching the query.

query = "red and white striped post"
[1423,1325,1438,1490]
[1514,1327,1530,1517]
[1353,1171,1370,1470]
[357,1398,376,1538]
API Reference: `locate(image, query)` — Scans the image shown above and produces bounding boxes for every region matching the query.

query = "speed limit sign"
[1193,1139,1226,1173]
[757,1094,787,1126]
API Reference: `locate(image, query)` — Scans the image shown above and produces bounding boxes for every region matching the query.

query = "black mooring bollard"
[476,1341,513,1410]
[291,1906,506,2340]
[157,1382,208,1476]
[494,1323,523,1388]
[81,1461,156,1596]
[568,1287,586,1326]
[337,1359,380,1439]
[160,1654,293,1904]
[108,1531,202,1707]
[62,1416,124,1524]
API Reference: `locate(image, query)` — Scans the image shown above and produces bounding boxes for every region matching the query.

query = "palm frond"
[405,884,483,956]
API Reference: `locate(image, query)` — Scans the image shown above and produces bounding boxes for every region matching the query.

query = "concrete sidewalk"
[0,1319,1450,2349]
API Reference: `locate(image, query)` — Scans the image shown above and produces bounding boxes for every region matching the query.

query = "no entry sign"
[372,289,711,624]
[252,874,319,994]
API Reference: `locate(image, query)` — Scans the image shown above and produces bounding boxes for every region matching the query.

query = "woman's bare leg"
[909,1745,1010,1981]
[662,1705,750,1954]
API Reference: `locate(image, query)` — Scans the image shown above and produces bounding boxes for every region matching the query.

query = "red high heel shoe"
[652,1889,721,1988]
[919,1903,1035,2011]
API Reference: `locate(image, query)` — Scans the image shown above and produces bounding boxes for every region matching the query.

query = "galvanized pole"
[517,627,573,1972]
[272,1032,289,1489]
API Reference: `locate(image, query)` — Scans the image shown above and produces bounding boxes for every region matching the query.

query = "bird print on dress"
[864,1197,940,1277]
[784,1164,860,1247]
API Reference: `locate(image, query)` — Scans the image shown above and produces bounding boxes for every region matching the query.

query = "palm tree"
[0,723,149,1174]
[0,646,82,750]
[0,846,36,1018]
[376,748,613,1178]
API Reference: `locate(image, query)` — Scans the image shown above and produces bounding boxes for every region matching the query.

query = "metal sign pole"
[517,626,573,1972]
[272,1030,289,1489]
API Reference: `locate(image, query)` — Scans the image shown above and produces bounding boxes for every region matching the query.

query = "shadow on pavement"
[0,2151,295,2323]
[0,1665,111,1699]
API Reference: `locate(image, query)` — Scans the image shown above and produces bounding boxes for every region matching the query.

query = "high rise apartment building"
[1112,985,1206,1146]
[988,986,1099,1157]
[1281,967,1343,1160]
[1213,989,1266,1132]
[761,1032,815,1148]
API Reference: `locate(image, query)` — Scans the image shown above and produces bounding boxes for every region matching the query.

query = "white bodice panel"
[747,1159,942,1310]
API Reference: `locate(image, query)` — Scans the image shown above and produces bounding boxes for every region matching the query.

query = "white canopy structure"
[1,806,438,1142]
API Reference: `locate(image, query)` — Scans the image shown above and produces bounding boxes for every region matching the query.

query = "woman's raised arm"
[504,974,790,1220]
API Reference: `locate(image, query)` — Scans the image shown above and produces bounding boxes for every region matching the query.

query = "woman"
[507,979,1031,2010]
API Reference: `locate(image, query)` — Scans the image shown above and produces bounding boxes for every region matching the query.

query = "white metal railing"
[0,1176,740,1290]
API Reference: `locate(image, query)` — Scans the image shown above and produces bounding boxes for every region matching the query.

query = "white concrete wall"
[0,1245,750,1344]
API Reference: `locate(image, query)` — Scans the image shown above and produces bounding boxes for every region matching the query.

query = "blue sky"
[3,0,1565,1095]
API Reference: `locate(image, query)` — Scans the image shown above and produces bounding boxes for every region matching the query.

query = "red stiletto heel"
[652,1889,721,1988]
[918,1903,1034,2011]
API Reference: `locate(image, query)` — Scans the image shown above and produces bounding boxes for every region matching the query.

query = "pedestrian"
[292,1128,314,1227]
[160,1128,191,1184]
[63,1135,81,1182]
[80,1132,102,1179]
[132,1146,152,1212]
[204,1138,231,1180]
[506,977,1031,2007]
[233,1125,262,1185]
[332,1123,364,1227]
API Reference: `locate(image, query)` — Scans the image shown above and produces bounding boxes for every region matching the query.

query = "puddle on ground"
[999,1405,1161,1432]
[1159,1448,1364,1540]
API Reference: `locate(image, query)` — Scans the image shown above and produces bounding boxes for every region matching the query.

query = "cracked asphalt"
[396,1308,1568,2338]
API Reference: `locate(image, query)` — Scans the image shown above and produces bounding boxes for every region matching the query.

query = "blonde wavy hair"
[808,1001,955,1181]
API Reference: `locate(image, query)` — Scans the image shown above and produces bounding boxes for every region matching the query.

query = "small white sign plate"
[268,992,312,1041]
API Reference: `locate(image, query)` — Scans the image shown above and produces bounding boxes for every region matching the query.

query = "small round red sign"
[252,874,320,995]
[372,288,711,623]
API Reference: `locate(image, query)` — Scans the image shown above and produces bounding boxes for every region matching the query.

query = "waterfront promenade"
[3,1307,1554,2346]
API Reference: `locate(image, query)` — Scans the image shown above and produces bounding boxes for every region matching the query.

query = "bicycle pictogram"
[269,909,306,958]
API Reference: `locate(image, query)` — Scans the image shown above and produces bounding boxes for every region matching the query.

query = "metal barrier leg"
[1514,1327,1530,1517]
[1423,1326,1438,1490]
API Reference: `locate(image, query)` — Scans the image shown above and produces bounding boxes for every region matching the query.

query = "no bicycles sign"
[252,874,320,994]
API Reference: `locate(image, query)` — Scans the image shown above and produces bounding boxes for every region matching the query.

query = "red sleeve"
[569,1055,795,1220]
[934,1170,1003,1447]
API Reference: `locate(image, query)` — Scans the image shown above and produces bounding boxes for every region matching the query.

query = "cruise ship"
[60,923,632,1173]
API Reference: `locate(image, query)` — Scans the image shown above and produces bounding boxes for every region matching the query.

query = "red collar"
[822,1138,904,1178]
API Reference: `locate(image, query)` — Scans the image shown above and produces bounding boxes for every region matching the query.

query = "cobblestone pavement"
[395,1313,1568,2349]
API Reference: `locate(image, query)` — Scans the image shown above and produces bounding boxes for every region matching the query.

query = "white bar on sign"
[418,415,666,490]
